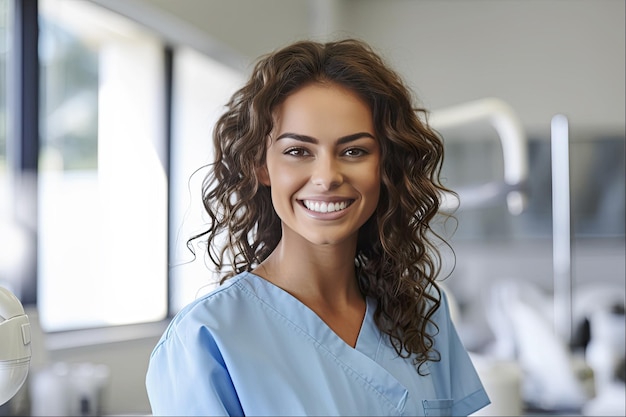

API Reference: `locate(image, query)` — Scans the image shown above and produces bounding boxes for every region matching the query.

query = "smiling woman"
[258,83,380,250]
[146,39,490,416]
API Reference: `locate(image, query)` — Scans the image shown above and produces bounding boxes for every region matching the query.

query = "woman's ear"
[257,165,270,186]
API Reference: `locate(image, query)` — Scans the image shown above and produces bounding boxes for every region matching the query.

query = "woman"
[146,38,490,416]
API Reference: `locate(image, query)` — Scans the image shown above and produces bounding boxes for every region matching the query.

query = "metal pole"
[551,114,572,345]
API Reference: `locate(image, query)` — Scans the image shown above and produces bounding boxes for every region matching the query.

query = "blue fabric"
[146,272,490,416]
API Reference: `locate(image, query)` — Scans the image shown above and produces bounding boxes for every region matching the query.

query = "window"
[37,0,167,331]
[169,47,243,313]
[2,0,245,332]
[0,0,21,296]
[0,0,7,177]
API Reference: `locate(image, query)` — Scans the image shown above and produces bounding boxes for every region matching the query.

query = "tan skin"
[254,82,381,347]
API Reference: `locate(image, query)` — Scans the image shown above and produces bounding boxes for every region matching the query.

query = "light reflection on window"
[0,0,19,295]
[169,47,243,313]
[38,0,167,331]
[0,0,7,175]
[0,0,9,211]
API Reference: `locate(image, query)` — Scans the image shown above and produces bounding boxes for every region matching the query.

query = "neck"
[254,231,367,348]
[255,235,362,308]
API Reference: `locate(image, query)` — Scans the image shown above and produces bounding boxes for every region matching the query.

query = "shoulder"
[158,272,263,343]
[435,284,452,315]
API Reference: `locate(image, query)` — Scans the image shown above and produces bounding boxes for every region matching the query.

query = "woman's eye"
[343,148,367,157]
[284,147,309,157]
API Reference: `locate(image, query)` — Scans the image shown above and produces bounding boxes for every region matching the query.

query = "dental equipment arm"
[428,97,528,215]
[0,286,31,406]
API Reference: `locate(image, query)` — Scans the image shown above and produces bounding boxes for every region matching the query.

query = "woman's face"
[259,82,381,248]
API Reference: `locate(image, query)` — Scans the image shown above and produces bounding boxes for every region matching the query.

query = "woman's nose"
[311,155,343,190]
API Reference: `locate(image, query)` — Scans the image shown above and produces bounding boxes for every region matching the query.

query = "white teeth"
[303,200,350,213]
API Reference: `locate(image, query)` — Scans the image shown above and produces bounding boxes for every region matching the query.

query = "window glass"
[0,0,18,294]
[169,47,243,313]
[38,0,167,331]
[0,0,7,176]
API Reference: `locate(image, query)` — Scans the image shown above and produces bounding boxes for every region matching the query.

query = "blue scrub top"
[146,272,489,416]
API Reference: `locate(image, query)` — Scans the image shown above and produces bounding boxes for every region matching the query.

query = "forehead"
[272,83,374,137]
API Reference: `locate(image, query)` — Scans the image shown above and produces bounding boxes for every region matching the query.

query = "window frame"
[9,0,39,305]
[8,0,175,345]
[5,0,245,348]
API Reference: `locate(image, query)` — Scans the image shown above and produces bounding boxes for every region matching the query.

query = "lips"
[301,199,354,213]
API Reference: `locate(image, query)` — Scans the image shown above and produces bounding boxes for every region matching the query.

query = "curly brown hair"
[191,38,455,373]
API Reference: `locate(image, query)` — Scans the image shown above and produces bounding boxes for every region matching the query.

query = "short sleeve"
[146,322,244,416]
[433,290,491,416]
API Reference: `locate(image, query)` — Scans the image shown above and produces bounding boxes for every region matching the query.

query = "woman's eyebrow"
[275,132,375,144]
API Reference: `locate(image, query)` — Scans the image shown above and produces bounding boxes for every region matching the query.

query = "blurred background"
[0,0,624,415]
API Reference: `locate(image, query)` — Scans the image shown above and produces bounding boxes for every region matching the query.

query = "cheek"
[267,164,304,200]
[367,160,382,192]
[367,180,381,210]
[269,163,298,184]
[360,167,381,211]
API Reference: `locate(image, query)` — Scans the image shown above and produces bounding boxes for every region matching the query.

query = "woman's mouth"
[301,200,354,213]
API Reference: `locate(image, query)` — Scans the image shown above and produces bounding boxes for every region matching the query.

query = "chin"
[304,232,356,248]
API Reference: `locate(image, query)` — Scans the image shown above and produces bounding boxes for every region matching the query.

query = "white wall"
[103,0,625,138]
[338,0,625,137]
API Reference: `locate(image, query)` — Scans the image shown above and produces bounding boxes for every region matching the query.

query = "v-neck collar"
[240,272,382,358]
[234,272,409,413]
[355,297,382,358]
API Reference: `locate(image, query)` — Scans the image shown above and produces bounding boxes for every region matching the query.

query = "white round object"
[0,286,32,405]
